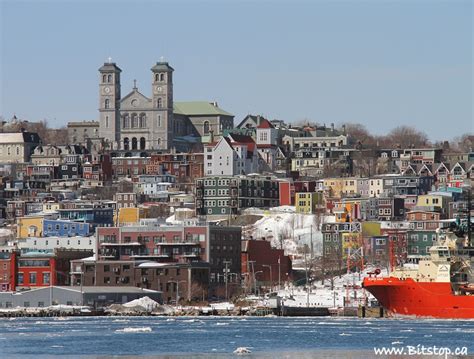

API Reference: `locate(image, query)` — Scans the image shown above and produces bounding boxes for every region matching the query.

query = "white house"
[18,235,97,252]
[204,134,259,176]
[255,119,281,171]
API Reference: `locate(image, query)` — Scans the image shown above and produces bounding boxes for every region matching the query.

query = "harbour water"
[1,316,474,358]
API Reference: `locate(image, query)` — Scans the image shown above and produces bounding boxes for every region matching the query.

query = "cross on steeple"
[107,56,112,63]
[160,56,165,62]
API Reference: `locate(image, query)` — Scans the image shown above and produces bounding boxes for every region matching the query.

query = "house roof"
[257,118,274,129]
[228,134,256,152]
[0,132,40,144]
[173,101,233,117]
[236,114,260,129]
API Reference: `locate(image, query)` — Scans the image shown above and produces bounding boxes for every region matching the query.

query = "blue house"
[57,208,114,228]
[43,219,91,237]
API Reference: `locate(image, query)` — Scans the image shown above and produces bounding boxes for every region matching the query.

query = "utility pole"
[278,256,281,291]
[305,252,309,307]
[223,260,230,301]
[249,260,256,295]
[174,281,181,306]
[468,186,472,246]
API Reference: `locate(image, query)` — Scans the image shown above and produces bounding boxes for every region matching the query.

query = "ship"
[363,223,474,319]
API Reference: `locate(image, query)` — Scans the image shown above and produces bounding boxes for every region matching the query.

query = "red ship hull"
[363,277,474,319]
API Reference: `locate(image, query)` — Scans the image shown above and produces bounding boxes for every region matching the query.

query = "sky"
[0,0,472,141]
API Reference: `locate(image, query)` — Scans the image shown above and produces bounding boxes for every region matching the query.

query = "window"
[157,98,162,108]
[204,121,210,134]
[139,113,146,128]
[43,272,50,285]
[105,116,109,128]
[105,99,110,109]
[18,273,24,284]
[29,272,37,284]
[123,114,130,128]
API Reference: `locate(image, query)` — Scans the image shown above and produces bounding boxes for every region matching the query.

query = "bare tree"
[452,134,474,152]
[385,126,429,148]
[342,123,377,147]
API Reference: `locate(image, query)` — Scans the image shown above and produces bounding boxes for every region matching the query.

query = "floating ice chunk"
[116,327,152,333]
[233,347,252,354]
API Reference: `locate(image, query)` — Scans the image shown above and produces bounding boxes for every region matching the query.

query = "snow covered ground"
[242,206,335,256]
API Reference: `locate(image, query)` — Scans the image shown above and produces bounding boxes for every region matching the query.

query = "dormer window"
[392,150,398,158]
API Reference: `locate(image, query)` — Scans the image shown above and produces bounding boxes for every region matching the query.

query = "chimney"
[211,101,218,107]
[342,124,346,135]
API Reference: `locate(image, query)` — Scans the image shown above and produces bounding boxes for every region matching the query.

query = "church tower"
[151,61,174,149]
[98,60,121,148]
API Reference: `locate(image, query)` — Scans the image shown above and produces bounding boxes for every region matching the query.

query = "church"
[97,60,234,151]
[98,60,174,150]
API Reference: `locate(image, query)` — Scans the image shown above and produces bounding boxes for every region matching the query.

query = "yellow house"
[416,194,452,217]
[43,201,60,213]
[17,216,44,238]
[362,222,381,237]
[115,207,147,226]
[291,157,322,172]
[323,178,344,198]
[342,232,362,259]
[341,177,358,197]
[295,192,323,214]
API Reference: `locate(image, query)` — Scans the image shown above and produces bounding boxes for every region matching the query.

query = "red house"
[241,240,292,289]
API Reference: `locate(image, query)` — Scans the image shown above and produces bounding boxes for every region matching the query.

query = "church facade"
[98,60,174,150]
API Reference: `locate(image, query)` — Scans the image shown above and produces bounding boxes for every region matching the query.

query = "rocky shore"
[0,297,266,318]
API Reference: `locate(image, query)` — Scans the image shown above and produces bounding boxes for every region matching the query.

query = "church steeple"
[98,59,122,147]
[151,59,174,149]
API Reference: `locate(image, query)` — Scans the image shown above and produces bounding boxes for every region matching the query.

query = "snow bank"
[210,302,235,311]
[123,296,159,311]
